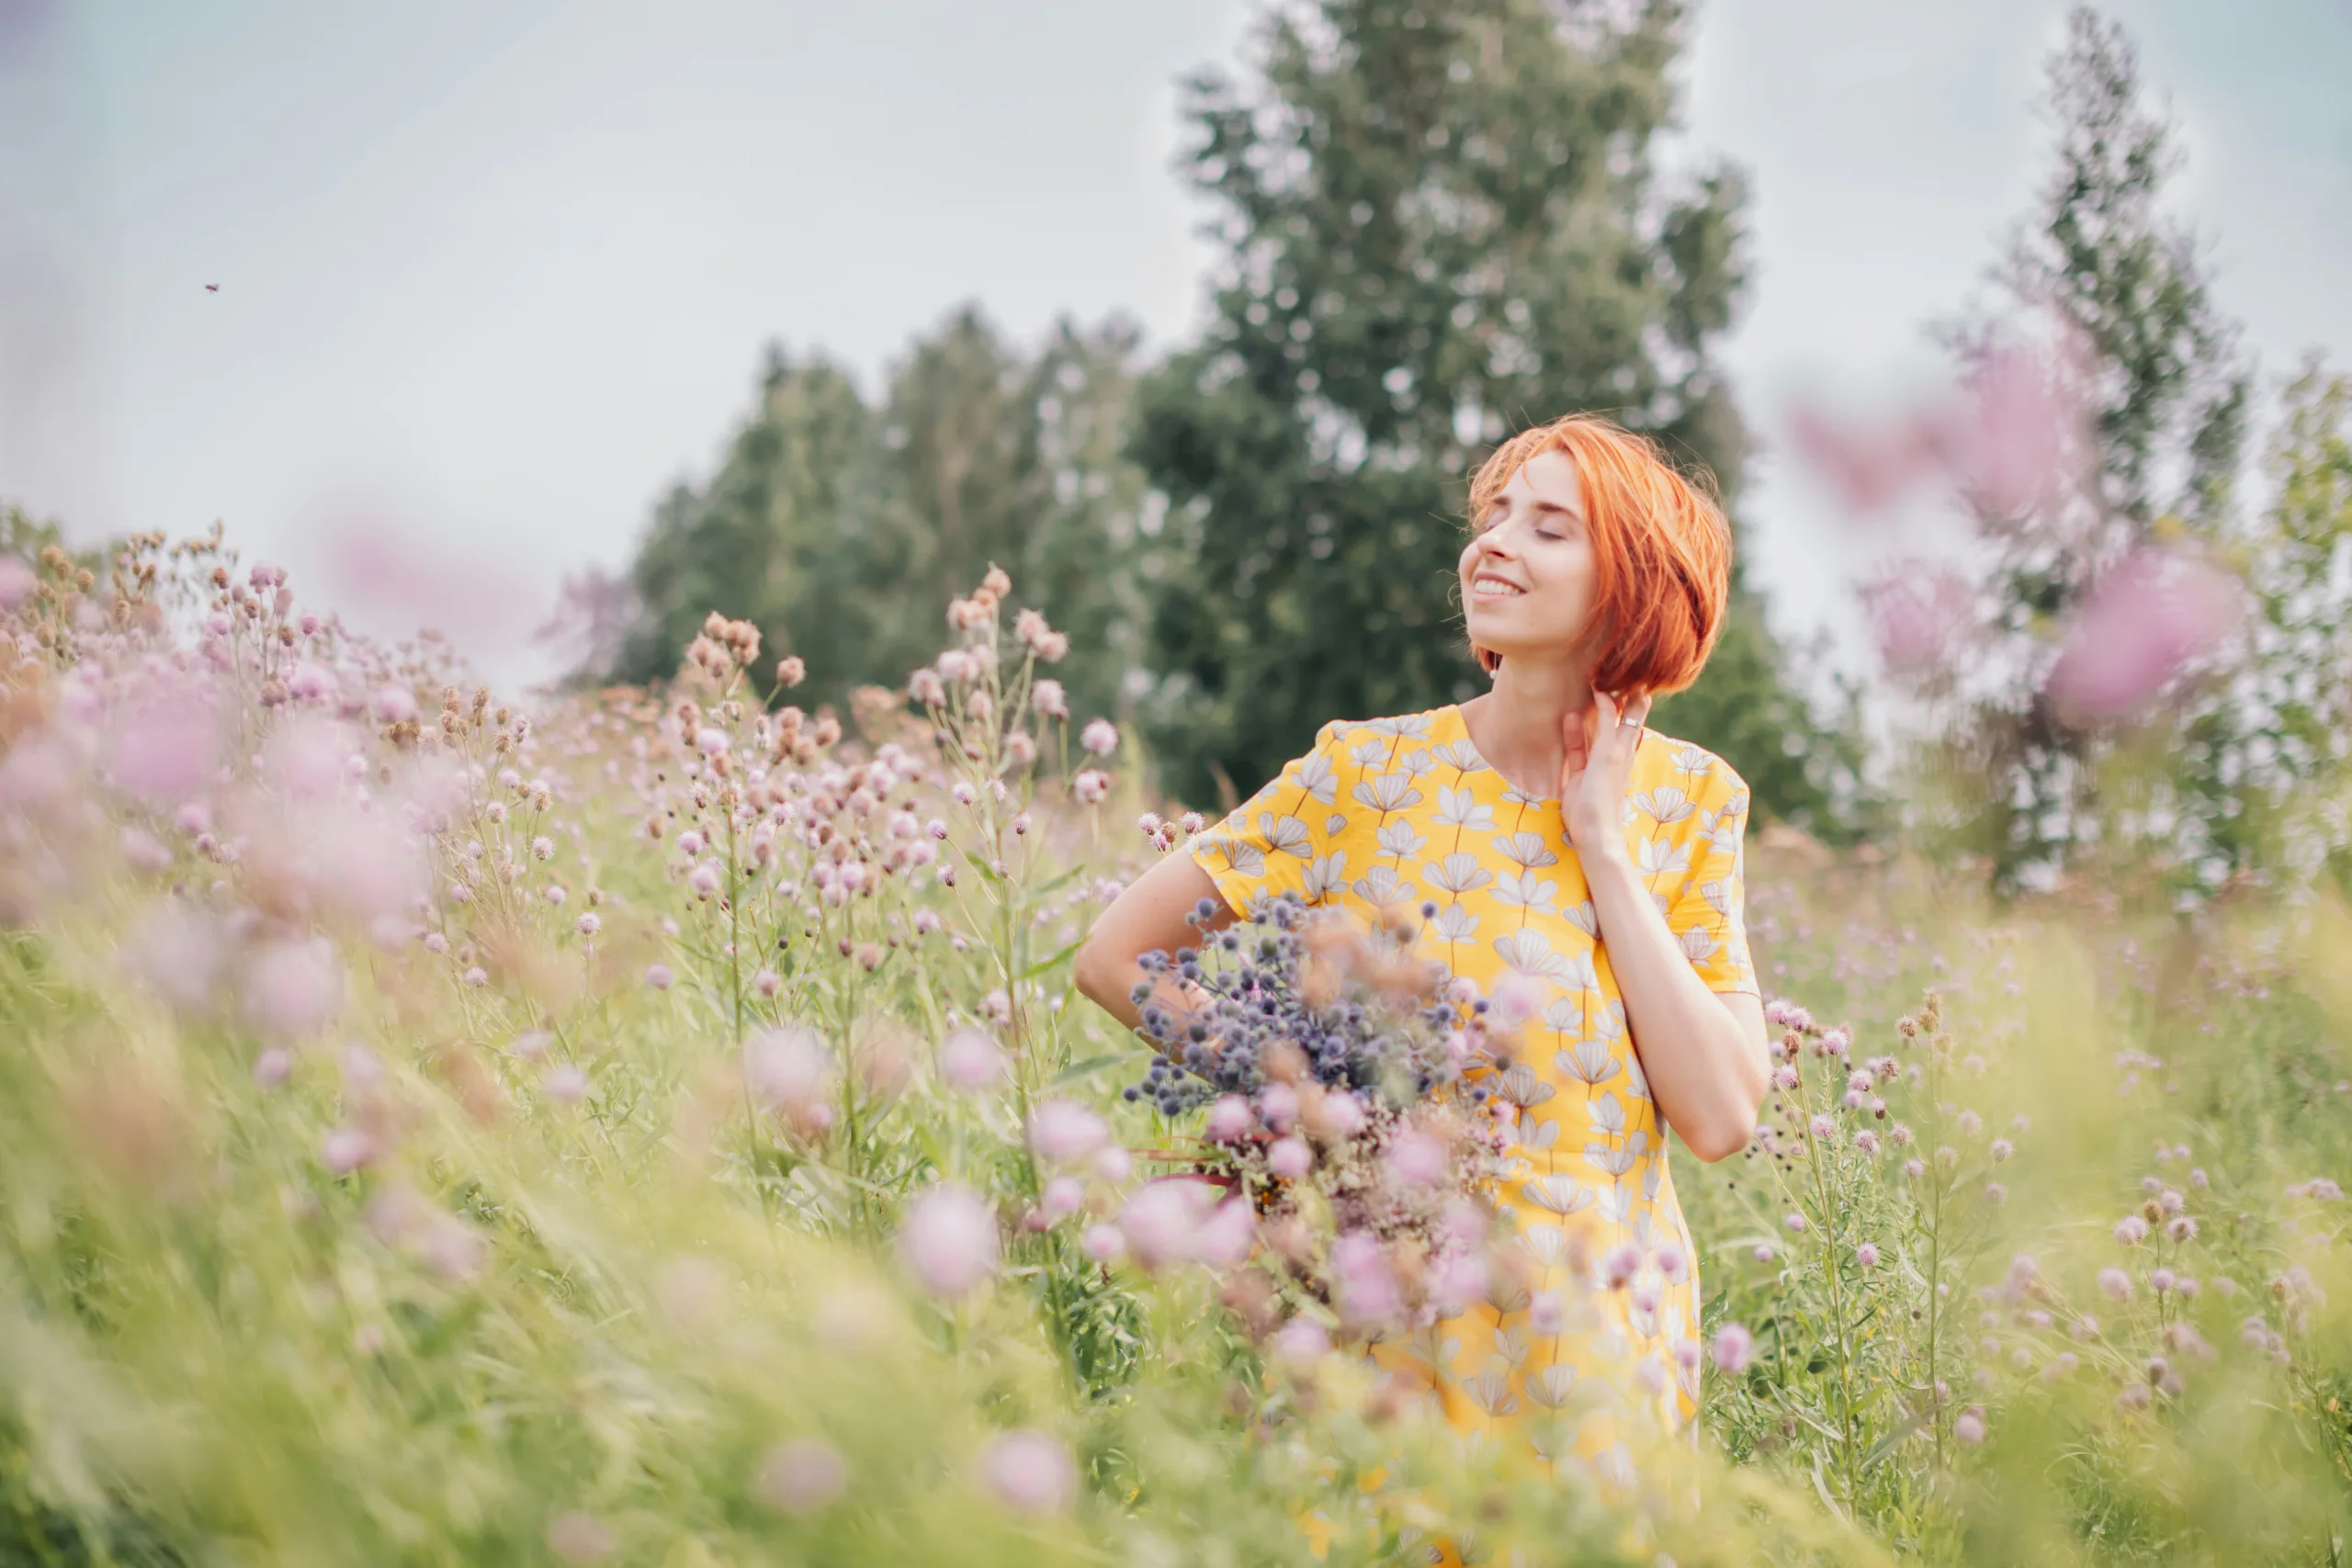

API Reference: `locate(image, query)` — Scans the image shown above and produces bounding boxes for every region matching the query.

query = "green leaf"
[1052,1053,1127,1087]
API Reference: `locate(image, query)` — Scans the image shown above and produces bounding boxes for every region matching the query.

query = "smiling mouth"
[1469,576,1527,600]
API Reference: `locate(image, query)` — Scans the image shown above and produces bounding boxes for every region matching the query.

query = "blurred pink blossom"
[0,555,33,608]
[976,1429,1076,1517]
[243,938,343,1038]
[1119,1177,1216,1269]
[936,1027,1004,1091]
[745,1026,831,1136]
[757,1438,849,1516]
[2045,546,2241,721]
[1027,1098,1109,1164]
[898,1183,1001,1300]
[1859,567,1977,679]
[107,693,220,806]
[1191,1197,1257,1268]
[121,902,225,1012]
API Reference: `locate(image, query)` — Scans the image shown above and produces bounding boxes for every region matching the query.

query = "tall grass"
[0,537,2344,1565]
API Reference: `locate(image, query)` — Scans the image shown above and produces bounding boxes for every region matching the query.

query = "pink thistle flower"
[1031,680,1069,720]
[1120,1179,1215,1269]
[1385,1129,1446,1186]
[1091,1145,1131,1184]
[1273,1318,1329,1364]
[1601,1243,1642,1289]
[977,1430,1075,1517]
[576,912,602,937]
[322,1126,376,1175]
[645,963,674,990]
[1753,1245,1775,1264]
[545,1065,588,1105]
[1028,1099,1109,1164]
[1784,1213,1807,1234]
[757,1438,847,1516]
[898,1183,1001,1299]
[1267,1136,1313,1179]
[1259,1082,1299,1133]
[1191,1198,1256,1269]
[1954,1409,1986,1445]
[937,1028,1005,1091]
[1856,1243,1880,1268]
[1712,1324,1755,1374]
[253,1048,292,1088]
[1205,1095,1254,1142]
[745,1027,831,1131]
[1040,1176,1083,1222]
[1072,769,1109,804]
[2114,1215,2149,1245]
[1080,1223,1125,1262]
[244,938,344,1039]
[2047,546,2241,722]
[1080,719,1119,757]
[2166,1215,2197,1241]
[2098,1267,2132,1301]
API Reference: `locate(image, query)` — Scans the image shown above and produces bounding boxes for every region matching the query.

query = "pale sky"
[5,0,2347,682]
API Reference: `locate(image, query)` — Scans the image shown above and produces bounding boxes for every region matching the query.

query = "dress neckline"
[1433,702,1565,808]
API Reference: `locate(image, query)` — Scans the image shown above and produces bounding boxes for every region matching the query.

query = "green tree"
[1129,0,1860,830]
[1925,7,2251,894]
[604,309,1148,729]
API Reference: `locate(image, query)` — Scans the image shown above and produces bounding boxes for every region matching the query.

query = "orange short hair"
[1464,413,1732,694]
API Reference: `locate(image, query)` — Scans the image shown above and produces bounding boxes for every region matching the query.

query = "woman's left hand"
[1557,689,1652,863]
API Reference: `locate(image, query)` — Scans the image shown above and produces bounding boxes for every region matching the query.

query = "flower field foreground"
[0,536,2345,1566]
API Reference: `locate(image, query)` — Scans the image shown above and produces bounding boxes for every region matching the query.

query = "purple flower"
[937,1028,1004,1091]
[1204,1095,1254,1143]
[1784,1213,1807,1234]
[2098,1267,2132,1301]
[1856,1243,1880,1268]
[1955,1409,1985,1445]
[322,1126,375,1175]
[757,1438,848,1516]
[1712,1323,1755,1374]
[1028,1100,1109,1164]
[977,1429,1076,1517]
[545,1065,589,1105]
[1079,720,1119,758]
[1273,1319,1329,1363]
[899,1184,1001,1299]
[645,963,674,991]
[2113,1215,2148,1246]
[1120,1179,1215,1270]
[1267,1136,1312,1180]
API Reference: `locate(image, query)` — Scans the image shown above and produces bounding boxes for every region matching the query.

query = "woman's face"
[1460,447,1600,670]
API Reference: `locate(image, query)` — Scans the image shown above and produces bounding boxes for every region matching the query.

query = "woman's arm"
[1073,851,1236,1036]
[1580,852,1770,1161]
[1560,693,1769,1163]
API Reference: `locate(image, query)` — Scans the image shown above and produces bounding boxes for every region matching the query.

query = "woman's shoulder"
[1306,705,1458,755]
[1638,728,1751,810]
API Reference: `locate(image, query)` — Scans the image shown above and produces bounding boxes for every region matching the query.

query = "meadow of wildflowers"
[0,534,2345,1566]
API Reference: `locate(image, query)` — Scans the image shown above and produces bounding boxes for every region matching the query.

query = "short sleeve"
[1190,720,1353,918]
[1658,760,1758,994]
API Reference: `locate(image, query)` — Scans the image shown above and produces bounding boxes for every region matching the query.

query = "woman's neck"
[1456,660,1595,803]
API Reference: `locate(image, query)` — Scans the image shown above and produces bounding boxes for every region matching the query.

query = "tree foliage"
[1127,0,1863,829]
[1923,8,2254,894]
[604,310,1148,729]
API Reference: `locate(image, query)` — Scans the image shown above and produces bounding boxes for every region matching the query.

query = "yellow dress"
[1191,703,1757,1488]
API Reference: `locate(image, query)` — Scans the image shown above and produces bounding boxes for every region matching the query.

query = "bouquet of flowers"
[1125,892,1514,1337]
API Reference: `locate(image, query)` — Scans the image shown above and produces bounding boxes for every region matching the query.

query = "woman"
[1075,412,1770,1487]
